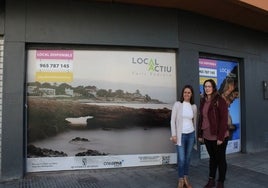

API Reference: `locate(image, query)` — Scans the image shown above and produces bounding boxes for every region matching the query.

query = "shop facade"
[1,0,268,180]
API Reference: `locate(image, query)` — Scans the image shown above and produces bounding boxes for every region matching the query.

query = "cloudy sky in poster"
[27,50,177,103]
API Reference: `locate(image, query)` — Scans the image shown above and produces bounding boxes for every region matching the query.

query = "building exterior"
[0,0,268,180]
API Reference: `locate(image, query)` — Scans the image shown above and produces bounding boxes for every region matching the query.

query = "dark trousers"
[204,138,228,182]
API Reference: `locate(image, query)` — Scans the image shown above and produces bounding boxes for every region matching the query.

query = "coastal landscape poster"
[26,49,177,172]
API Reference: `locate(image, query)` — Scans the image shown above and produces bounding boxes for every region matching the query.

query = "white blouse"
[182,101,194,133]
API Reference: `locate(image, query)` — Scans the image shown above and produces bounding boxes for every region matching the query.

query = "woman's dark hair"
[203,79,218,98]
[180,85,195,104]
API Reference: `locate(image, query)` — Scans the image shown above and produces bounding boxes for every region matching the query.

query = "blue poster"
[199,58,240,157]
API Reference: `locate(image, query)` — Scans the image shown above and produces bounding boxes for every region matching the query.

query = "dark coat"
[198,93,228,141]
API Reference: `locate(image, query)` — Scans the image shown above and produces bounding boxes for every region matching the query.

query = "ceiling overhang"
[96,0,268,33]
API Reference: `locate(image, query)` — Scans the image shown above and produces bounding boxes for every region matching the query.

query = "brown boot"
[184,176,192,188]
[177,178,185,188]
[204,178,215,188]
[216,181,224,188]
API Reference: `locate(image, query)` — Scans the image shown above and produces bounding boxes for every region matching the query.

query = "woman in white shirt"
[170,85,197,188]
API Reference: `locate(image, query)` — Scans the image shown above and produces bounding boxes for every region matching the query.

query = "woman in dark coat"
[198,79,229,188]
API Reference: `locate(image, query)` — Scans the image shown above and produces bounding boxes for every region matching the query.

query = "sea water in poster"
[26,49,177,172]
[199,58,240,159]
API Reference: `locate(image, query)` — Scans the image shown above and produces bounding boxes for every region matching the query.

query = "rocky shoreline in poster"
[27,97,171,158]
[26,49,177,172]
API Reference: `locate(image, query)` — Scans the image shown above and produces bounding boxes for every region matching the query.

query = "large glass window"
[26,48,177,172]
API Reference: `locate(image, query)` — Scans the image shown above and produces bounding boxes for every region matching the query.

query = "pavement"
[0,150,268,188]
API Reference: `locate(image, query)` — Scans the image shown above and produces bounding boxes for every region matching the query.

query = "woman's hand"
[217,140,223,145]
[170,136,177,144]
[198,137,204,143]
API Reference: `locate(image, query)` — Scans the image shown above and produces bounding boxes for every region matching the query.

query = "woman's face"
[204,81,213,96]
[183,88,192,102]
